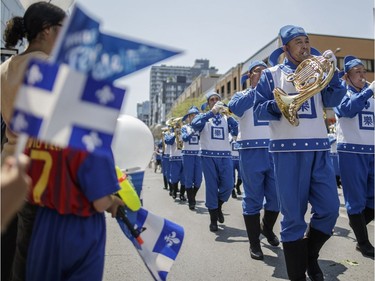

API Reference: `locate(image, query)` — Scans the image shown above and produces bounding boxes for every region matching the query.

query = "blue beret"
[241,60,268,84]
[182,106,200,121]
[279,25,308,45]
[343,55,364,73]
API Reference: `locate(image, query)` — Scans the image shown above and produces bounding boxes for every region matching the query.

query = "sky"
[76,0,374,117]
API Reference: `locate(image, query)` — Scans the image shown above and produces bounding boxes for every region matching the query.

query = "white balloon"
[111,115,154,173]
[19,0,74,11]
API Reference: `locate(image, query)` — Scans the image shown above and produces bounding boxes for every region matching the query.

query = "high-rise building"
[136,101,151,126]
[149,59,217,125]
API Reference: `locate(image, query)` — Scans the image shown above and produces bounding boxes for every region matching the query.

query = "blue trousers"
[182,154,202,189]
[201,157,233,209]
[339,152,374,215]
[232,158,241,183]
[162,155,170,182]
[272,151,339,242]
[169,160,185,185]
[239,148,279,215]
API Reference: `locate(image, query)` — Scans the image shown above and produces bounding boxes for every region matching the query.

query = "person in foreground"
[254,25,346,280]
[334,55,374,258]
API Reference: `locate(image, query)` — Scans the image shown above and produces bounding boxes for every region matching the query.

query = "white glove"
[211,101,224,114]
[369,81,375,94]
[185,126,193,135]
[323,50,337,70]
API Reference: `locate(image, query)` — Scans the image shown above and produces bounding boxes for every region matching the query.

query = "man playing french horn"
[253,25,346,281]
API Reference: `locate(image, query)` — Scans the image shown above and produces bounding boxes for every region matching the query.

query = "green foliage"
[168,96,206,118]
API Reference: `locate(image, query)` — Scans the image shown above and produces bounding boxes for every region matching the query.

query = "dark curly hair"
[3,1,66,48]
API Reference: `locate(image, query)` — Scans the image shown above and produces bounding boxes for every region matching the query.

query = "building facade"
[149,59,218,125]
[137,101,150,126]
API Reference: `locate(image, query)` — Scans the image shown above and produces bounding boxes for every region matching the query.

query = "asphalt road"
[103,167,374,281]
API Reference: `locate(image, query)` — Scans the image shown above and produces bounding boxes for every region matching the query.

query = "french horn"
[273,53,335,126]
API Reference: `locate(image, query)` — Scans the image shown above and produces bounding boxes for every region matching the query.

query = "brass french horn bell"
[273,52,335,126]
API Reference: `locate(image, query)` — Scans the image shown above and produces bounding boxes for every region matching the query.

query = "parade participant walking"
[229,135,242,199]
[161,127,172,193]
[181,106,202,210]
[164,118,186,201]
[229,60,280,261]
[191,92,238,232]
[253,25,346,280]
[1,3,66,280]
[334,55,375,258]
[154,142,163,173]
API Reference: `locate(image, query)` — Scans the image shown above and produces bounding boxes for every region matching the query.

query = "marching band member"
[181,106,203,210]
[191,92,238,232]
[164,119,186,201]
[229,60,280,261]
[229,135,242,199]
[253,25,346,280]
[334,56,375,258]
[154,141,163,173]
[161,127,172,195]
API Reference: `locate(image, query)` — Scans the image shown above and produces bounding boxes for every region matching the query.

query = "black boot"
[231,188,237,198]
[179,185,186,201]
[306,226,330,281]
[168,182,173,196]
[348,213,374,258]
[171,183,178,199]
[218,200,225,223]
[363,207,374,225]
[209,209,219,232]
[186,188,195,210]
[283,239,308,281]
[261,210,280,247]
[243,214,264,260]
[163,176,168,190]
[236,179,242,195]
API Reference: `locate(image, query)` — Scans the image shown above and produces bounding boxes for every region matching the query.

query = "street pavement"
[103,167,374,281]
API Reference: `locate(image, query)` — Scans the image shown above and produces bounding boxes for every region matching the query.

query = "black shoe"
[189,204,195,210]
[250,245,264,260]
[231,189,237,198]
[180,194,187,201]
[209,223,218,232]
[356,242,375,258]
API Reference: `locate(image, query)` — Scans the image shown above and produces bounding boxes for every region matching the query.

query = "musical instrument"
[273,53,335,126]
[166,117,184,150]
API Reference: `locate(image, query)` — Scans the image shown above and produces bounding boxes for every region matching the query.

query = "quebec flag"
[117,208,184,281]
[10,59,126,154]
[51,3,181,82]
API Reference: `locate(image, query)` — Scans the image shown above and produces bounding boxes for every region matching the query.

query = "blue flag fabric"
[52,3,181,82]
[10,59,126,154]
[117,207,184,281]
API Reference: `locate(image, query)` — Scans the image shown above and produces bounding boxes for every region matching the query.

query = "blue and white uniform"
[161,133,171,184]
[230,139,241,187]
[191,111,238,209]
[334,83,374,215]
[164,131,185,186]
[253,58,346,242]
[181,124,202,189]
[229,88,279,215]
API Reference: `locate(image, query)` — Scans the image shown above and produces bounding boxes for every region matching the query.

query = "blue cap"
[343,55,364,73]
[241,60,268,84]
[182,106,200,121]
[279,25,308,45]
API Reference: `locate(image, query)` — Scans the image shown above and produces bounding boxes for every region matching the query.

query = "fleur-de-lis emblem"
[12,113,28,131]
[27,64,43,85]
[164,231,181,247]
[96,85,115,104]
[82,131,102,151]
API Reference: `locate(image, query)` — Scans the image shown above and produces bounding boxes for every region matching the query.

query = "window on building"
[227,81,231,94]
[221,86,224,94]
[233,77,237,91]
